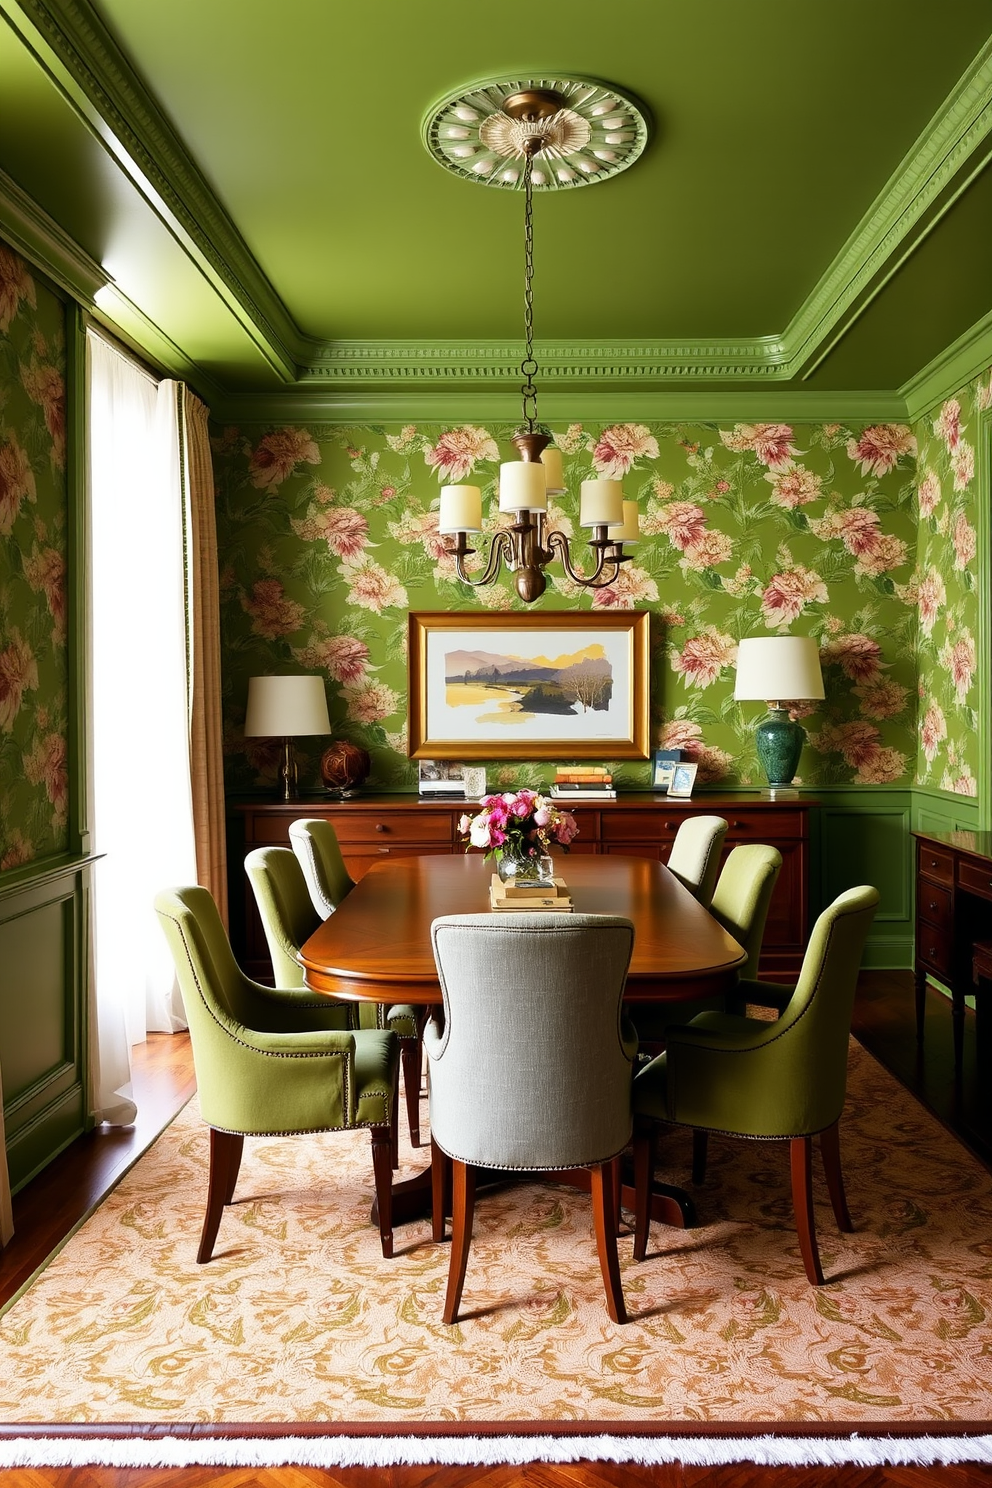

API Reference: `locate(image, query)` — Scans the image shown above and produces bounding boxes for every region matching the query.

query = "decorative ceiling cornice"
[2,2,990,396]
[784,35,992,380]
[0,164,107,301]
[298,338,790,385]
[1,0,316,380]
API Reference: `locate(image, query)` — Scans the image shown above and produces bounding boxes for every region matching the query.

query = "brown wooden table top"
[299,854,746,1006]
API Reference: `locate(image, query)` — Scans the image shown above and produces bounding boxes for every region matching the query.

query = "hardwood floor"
[1,974,990,1488]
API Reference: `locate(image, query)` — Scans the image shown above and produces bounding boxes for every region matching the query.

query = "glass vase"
[496,851,555,886]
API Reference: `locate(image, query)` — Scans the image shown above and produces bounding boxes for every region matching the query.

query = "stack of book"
[549,767,616,801]
[489,875,573,912]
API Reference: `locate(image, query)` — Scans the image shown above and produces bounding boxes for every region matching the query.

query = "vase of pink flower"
[458,789,579,885]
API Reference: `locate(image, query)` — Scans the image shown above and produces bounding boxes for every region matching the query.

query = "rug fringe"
[0,1434,991,1469]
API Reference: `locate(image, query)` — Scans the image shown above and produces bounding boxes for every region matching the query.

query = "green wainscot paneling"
[0,858,91,1191]
[912,785,982,838]
[816,788,914,970]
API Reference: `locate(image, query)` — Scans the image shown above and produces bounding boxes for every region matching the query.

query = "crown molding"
[0,165,107,302]
[901,307,992,421]
[1,0,313,380]
[785,37,992,379]
[210,386,908,426]
[3,1,989,400]
[298,337,790,386]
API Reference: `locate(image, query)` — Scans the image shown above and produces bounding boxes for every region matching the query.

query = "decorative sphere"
[320,741,371,793]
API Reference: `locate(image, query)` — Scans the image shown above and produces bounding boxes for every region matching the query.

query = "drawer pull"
[375,823,386,833]
[664,821,677,831]
[732,819,746,829]
[929,900,939,913]
[929,858,940,870]
[377,846,391,854]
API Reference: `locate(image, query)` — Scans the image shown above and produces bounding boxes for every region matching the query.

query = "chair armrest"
[665,1009,779,1053]
[619,1011,639,1061]
[237,1026,357,1057]
[734,976,793,1013]
[235,976,353,1033]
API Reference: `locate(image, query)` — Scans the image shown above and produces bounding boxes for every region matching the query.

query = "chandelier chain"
[520,154,538,432]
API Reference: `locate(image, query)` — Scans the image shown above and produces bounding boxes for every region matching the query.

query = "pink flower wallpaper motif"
[0,241,68,868]
[912,372,985,793]
[213,408,956,796]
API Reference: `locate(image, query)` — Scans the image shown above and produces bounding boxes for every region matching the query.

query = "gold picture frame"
[408,610,650,761]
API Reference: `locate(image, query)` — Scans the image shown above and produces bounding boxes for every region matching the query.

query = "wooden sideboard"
[229,792,815,985]
[913,828,992,1075]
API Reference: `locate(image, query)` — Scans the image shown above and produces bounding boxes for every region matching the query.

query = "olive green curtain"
[181,388,228,928]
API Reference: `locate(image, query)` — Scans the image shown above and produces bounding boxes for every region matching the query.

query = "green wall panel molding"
[818,794,914,970]
[0,865,87,1191]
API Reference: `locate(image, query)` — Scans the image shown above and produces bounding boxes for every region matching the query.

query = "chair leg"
[197,1128,242,1264]
[692,1129,708,1185]
[611,1153,623,1235]
[401,1037,422,1148]
[591,1162,628,1325]
[790,1135,825,1286]
[369,1123,394,1259]
[819,1119,853,1233]
[443,1159,476,1324]
[632,1115,657,1263]
[390,1074,400,1171]
[431,1137,449,1243]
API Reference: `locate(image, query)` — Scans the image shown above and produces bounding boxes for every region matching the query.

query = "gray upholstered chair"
[666,815,729,907]
[154,885,398,1260]
[288,820,426,1148]
[633,842,783,1044]
[632,885,879,1285]
[426,912,637,1325]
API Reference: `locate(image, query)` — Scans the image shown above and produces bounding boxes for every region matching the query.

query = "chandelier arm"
[545,528,623,589]
[452,529,515,587]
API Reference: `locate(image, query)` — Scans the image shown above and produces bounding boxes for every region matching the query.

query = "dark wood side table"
[913,828,992,1076]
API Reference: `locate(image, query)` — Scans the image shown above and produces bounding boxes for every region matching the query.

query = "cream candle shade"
[580,479,624,528]
[612,499,640,543]
[499,461,547,512]
[540,445,565,494]
[438,485,483,533]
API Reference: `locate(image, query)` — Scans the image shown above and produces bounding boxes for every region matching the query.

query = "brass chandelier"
[423,78,650,604]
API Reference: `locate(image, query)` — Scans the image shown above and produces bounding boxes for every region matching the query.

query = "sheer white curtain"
[87,333,197,1123]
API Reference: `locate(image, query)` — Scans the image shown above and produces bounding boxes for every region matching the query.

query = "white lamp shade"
[612,499,640,543]
[499,460,547,512]
[580,479,624,528]
[244,675,331,737]
[734,636,825,703]
[540,445,566,494]
[438,485,483,533]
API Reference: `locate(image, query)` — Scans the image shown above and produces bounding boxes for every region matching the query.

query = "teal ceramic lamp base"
[755,708,805,788]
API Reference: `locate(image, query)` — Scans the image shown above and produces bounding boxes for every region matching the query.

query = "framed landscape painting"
[407,611,650,761]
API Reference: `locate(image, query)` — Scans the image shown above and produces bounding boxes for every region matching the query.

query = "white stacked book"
[550,766,616,801]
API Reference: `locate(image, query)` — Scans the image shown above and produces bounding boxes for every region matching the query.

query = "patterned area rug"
[2,1042,991,1427]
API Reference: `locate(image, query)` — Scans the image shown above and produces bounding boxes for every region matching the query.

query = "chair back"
[289,818,355,920]
[427,913,636,1171]
[709,844,782,980]
[666,815,728,906]
[154,885,265,1124]
[245,845,320,986]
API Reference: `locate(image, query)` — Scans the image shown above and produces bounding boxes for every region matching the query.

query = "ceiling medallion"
[422,75,649,191]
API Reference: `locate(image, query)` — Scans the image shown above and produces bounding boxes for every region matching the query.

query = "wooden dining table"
[299,853,747,1231]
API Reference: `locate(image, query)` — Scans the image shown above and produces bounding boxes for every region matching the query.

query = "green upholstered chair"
[665,815,728,908]
[154,885,398,1262]
[426,913,637,1325]
[632,884,879,1285]
[287,821,426,1149]
[632,843,782,1045]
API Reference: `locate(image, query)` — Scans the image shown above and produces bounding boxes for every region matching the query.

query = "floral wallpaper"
[911,367,989,796]
[0,241,68,868]
[213,415,935,796]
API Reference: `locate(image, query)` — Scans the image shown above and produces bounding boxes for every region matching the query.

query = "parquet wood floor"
[0,973,989,1488]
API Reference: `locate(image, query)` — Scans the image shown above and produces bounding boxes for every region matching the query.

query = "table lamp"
[733,636,824,793]
[244,675,331,800]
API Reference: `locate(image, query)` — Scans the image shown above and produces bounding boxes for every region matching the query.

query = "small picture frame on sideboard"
[651,748,682,792]
[667,762,698,798]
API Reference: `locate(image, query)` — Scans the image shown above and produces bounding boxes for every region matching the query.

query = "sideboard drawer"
[957,858,992,903]
[917,878,953,932]
[332,811,454,845]
[916,919,953,978]
[599,805,804,843]
[917,844,954,886]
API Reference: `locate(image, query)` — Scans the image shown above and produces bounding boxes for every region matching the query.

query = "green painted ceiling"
[1,0,991,413]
